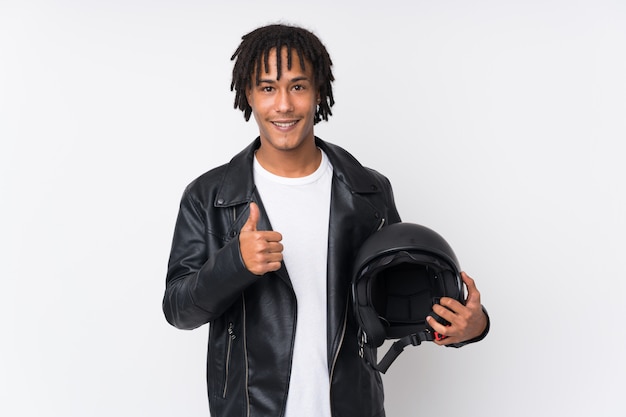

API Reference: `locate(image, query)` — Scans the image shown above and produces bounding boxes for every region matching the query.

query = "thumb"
[241,202,259,232]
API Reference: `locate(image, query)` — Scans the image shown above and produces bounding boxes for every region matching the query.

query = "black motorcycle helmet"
[352,222,464,372]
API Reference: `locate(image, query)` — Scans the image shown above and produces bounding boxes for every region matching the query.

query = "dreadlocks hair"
[230,24,335,124]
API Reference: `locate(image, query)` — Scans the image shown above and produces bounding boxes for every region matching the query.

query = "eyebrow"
[257,76,311,84]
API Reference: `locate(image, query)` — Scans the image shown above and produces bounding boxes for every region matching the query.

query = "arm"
[162,191,259,330]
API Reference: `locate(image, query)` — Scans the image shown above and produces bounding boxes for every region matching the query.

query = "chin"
[263,132,313,150]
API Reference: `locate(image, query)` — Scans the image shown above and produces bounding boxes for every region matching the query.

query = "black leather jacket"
[163,137,401,417]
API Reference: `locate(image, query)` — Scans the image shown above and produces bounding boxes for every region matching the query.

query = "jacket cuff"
[193,236,258,315]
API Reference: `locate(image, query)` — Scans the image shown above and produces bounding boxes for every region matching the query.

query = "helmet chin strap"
[374,330,433,374]
[359,309,447,374]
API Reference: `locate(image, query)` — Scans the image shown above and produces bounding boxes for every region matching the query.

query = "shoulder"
[183,162,229,201]
[316,137,393,192]
[182,138,259,206]
[316,137,401,223]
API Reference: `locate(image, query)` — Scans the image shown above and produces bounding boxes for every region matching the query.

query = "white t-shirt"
[253,150,333,417]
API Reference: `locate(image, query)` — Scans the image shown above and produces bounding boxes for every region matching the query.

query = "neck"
[255,139,321,178]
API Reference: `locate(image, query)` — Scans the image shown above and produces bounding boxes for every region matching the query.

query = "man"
[163,24,489,417]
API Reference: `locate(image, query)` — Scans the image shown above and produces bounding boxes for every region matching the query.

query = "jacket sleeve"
[162,190,258,330]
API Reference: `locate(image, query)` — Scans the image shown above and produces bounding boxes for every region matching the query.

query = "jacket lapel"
[319,140,388,368]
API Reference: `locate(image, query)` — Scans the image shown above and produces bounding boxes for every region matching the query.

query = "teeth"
[273,121,297,128]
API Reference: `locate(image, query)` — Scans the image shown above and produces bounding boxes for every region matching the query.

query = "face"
[246,47,320,155]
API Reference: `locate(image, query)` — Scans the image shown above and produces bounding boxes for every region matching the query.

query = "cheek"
[299,97,317,114]
[248,94,270,113]
[247,97,264,121]
[250,111,264,129]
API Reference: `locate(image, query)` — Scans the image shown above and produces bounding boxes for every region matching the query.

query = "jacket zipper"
[222,322,236,398]
[242,294,250,417]
[328,295,349,401]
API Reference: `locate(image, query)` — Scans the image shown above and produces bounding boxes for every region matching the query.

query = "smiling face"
[246,47,320,159]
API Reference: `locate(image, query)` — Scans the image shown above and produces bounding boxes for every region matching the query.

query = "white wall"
[1,1,624,416]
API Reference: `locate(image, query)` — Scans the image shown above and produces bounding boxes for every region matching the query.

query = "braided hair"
[230,24,335,124]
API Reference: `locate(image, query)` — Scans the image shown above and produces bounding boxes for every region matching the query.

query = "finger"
[241,202,259,232]
[265,241,284,253]
[262,231,283,244]
[264,261,282,273]
[432,301,459,321]
[426,315,451,341]
[426,315,445,332]
[264,251,284,264]
[244,244,283,275]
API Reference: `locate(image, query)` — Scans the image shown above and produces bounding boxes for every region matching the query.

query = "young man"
[163,24,489,417]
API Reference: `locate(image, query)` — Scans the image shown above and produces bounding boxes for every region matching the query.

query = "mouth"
[272,120,298,129]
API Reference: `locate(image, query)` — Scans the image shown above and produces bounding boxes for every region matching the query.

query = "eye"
[293,84,305,91]
[262,86,274,93]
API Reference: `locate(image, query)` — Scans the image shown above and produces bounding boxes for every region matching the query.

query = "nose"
[274,89,294,113]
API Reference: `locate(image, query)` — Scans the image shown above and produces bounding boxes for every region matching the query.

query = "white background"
[1,1,625,416]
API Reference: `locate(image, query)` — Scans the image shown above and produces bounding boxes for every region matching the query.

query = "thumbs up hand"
[239,202,283,275]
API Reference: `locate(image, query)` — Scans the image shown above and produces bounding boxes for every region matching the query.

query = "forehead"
[254,46,313,81]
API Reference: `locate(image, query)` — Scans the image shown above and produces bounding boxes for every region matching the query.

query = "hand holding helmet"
[427,271,488,346]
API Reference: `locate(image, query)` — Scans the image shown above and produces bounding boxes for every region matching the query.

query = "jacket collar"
[214,137,382,207]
